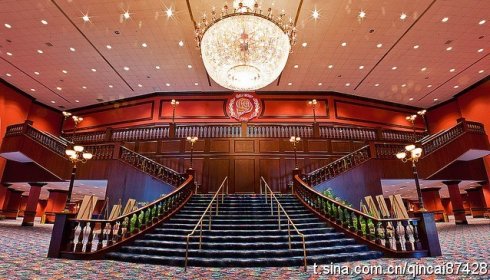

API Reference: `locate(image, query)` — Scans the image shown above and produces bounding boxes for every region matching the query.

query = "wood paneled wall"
[63,93,424,132]
[123,138,365,193]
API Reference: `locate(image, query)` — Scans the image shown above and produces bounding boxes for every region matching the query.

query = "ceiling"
[381,179,479,200]
[9,180,107,201]
[0,0,488,110]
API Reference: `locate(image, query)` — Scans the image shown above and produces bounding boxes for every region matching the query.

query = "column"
[21,182,47,226]
[0,183,12,212]
[44,189,69,224]
[443,180,467,224]
[3,189,24,219]
[478,181,490,215]
[465,187,486,218]
[421,187,445,222]
[36,199,48,219]
[18,195,29,217]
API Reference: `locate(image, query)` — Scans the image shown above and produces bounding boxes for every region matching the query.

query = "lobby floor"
[0,217,489,279]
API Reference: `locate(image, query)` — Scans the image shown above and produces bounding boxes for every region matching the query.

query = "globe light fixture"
[195,0,297,91]
[289,136,301,169]
[186,136,198,169]
[308,99,318,123]
[171,99,179,123]
[396,143,426,212]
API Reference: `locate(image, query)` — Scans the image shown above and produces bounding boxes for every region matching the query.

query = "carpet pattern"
[0,217,489,279]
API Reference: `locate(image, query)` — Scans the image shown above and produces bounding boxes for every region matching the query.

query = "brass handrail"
[259,177,307,271]
[184,176,228,271]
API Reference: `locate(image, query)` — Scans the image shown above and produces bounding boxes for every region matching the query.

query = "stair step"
[152,227,334,236]
[166,217,320,224]
[117,244,369,259]
[132,238,358,250]
[107,251,383,267]
[160,222,327,231]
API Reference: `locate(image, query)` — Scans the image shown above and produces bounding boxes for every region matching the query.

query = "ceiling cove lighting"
[195,0,297,91]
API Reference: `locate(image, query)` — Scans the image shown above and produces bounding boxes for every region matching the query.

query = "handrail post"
[277,202,281,230]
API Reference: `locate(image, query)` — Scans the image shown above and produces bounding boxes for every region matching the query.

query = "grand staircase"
[107,194,382,267]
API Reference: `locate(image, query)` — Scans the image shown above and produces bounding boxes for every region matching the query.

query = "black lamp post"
[289,136,301,169]
[396,144,426,212]
[186,136,198,169]
[308,99,317,123]
[171,99,179,124]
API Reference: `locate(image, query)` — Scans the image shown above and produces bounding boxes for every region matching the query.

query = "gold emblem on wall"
[227,93,261,122]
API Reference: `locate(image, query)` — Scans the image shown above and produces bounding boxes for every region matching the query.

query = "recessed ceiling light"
[51,100,56,104]
[446,46,452,51]
[433,98,438,102]
[108,85,113,88]
[82,86,87,89]
[345,83,351,87]
[376,43,383,48]
[30,88,36,92]
[6,52,12,56]
[479,19,486,25]
[427,84,433,88]
[400,13,407,20]
[293,64,299,68]
[141,42,148,48]
[34,71,40,75]
[392,66,397,70]
[288,82,292,86]
[358,10,366,19]
[41,20,48,25]
[178,41,184,47]
[312,9,320,20]
[478,69,485,73]
[75,100,80,103]
[56,87,62,91]
[62,70,68,74]
[359,65,364,69]
[155,65,160,69]
[409,97,414,101]
[449,68,455,72]
[441,17,449,23]
[194,82,199,86]
[187,64,192,69]
[413,45,420,49]
[318,82,322,86]
[166,8,173,18]
[123,11,130,20]
[374,83,379,87]
[401,84,407,87]
[6,73,11,77]
[166,83,171,87]
[4,23,12,29]
[453,85,459,89]
[477,48,484,53]
[341,42,347,47]
[69,47,76,52]
[328,64,333,69]
[91,68,96,72]
[106,45,112,49]
[138,84,143,88]
[82,14,90,22]
[37,49,43,54]
[302,42,307,47]
[421,67,427,71]
[123,66,130,71]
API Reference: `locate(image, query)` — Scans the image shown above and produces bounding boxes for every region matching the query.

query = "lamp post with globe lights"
[171,99,179,124]
[289,136,301,169]
[64,145,93,211]
[186,136,198,169]
[396,144,426,212]
[308,99,318,123]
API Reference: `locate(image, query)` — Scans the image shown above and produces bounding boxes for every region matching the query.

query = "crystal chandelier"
[195,0,297,91]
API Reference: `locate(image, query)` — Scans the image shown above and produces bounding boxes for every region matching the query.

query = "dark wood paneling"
[234,140,255,153]
[259,140,280,152]
[206,159,230,193]
[258,159,281,192]
[138,141,158,154]
[234,159,255,193]
[209,140,230,153]
[331,140,352,153]
[160,140,181,153]
[308,140,329,152]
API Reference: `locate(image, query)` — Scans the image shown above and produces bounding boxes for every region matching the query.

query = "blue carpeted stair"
[107,194,382,267]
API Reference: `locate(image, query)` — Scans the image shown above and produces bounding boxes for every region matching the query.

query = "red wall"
[63,93,425,132]
[0,82,62,181]
[427,79,490,183]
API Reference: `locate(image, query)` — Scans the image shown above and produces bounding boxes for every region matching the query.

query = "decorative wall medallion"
[227,93,261,122]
